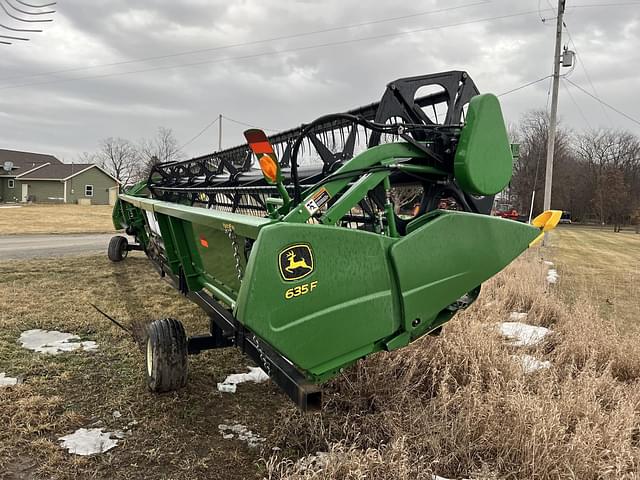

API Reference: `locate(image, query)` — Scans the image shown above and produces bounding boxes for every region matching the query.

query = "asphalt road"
[0,233,119,260]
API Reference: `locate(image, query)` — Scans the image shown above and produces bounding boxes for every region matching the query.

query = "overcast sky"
[0,0,638,162]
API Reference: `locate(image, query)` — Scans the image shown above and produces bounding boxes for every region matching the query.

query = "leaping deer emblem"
[285,250,312,273]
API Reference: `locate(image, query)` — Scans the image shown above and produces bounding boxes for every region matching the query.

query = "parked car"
[559,211,572,224]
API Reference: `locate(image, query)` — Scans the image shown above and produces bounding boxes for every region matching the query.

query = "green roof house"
[0,149,119,205]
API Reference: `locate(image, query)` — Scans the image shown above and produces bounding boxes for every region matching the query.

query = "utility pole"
[543,0,566,218]
[218,114,223,151]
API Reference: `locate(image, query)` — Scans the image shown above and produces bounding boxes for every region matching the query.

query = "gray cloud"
[0,0,638,161]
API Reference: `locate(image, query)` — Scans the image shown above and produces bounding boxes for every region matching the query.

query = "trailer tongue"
[110,71,560,410]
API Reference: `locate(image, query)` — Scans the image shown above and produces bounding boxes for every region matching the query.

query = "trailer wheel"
[145,318,188,392]
[108,235,129,262]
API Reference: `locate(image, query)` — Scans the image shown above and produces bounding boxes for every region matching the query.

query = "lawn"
[0,204,116,235]
[547,225,640,333]
[0,253,286,480]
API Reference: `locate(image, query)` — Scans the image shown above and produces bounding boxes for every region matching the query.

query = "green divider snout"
[235,211,542,382]
[389,210,542,340]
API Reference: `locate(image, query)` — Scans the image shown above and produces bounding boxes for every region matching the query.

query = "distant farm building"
[0,149,119,205]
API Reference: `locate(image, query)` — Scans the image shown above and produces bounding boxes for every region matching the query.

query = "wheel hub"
[146,338,153,377]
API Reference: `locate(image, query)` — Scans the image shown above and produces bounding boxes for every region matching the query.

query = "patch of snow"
[514,354,551,374]
[59,428,119,455]
[546,269,559,284]
[0,372,19,386]
[19,329,98,354]
[217,366,269,393]
[509,312,528,321]
[499,322,551,347]
[218,423,265,448]
[217,383,237,393]
[112,410,121,419]
[543,260,554,266]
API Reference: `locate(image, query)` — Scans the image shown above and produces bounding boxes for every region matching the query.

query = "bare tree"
[510,110,573,217]
[391,185,423,216]
[138,127,183,179]
[98,137,139,186]
[576,129,640,228]
[504,113,640,227]
[592,167,630,231]
[77,151,98,164]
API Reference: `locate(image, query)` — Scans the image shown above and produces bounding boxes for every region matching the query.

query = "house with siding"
[0,149,119,205]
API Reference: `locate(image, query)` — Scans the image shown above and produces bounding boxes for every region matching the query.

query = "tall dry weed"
[267,253,640,479]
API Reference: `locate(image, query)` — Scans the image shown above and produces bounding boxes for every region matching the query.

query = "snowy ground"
[217,366,269,393]
[0,372,19,386]
[19,329,98,354]
[500,308,553,375]
[499,321,551,347]
[59,428,124,456]
[218,423,266,448]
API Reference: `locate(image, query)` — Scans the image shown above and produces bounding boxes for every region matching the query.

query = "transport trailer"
[109,71,561,410]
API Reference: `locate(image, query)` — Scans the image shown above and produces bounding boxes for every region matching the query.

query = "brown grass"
[0,204,115,235]
[266,251,640,480]
[0,253,286,480]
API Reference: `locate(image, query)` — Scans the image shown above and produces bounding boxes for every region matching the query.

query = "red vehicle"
[494,203,519,220]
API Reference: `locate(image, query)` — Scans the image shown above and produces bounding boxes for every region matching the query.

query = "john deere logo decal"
[279,244,314,281]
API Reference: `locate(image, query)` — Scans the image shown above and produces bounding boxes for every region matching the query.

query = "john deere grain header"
[110,71,560,410]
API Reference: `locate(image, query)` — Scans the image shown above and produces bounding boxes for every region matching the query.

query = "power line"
[187,75,558,153]
[179,114,279,155]
[545,74,554,110]
[565,78,640,127]
[497,75,552,97]
[222,115,280,132]
[0,1,488,82]
[571,1,640,7]
[562,23,613,123]
[561,77,592,129]
[0,9,556,90]
[178,115,219,152]
[538,0,556,24]
[1,1,634,87]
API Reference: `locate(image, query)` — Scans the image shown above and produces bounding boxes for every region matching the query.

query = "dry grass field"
[265,249,640,479]
[2,227,639,479]
[0,253,286,480]
[0,204,115,235]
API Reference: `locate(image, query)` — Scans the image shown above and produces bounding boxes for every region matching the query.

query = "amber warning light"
[244,128,281,185]
[259,154,279,183]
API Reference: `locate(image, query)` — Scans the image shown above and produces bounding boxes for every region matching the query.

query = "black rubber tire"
[145,318,188,392]
[108,235,129,262]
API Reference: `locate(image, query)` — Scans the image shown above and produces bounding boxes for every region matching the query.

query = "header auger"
[110,71,560,410]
